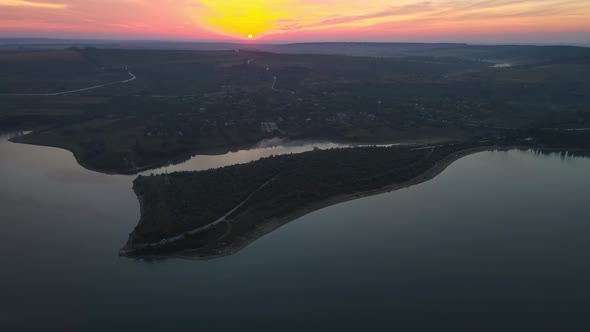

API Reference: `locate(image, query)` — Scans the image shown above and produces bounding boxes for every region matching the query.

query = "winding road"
[0,71,136,97]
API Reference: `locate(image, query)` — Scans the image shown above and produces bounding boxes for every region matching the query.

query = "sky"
[1,0,589,44]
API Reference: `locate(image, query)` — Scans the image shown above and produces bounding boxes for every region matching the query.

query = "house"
[260,122,279,133]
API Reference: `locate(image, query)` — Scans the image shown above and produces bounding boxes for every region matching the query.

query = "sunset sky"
[1,0,589,43]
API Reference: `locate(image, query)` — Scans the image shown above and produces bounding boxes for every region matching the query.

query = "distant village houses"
[260,122,279,134]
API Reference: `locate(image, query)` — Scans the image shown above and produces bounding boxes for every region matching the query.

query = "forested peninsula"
[120,142,492,259]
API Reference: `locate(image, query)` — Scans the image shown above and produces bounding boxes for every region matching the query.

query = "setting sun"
[0,0,589,42]
[192,0,289,39]
[248,34,254,39]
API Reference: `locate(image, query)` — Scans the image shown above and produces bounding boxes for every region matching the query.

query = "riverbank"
[10,131,456,175]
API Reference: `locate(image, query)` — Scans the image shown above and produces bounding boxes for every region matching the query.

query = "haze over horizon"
[1,0,589,44]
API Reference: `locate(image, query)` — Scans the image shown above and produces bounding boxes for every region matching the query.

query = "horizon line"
[0,37,589,48]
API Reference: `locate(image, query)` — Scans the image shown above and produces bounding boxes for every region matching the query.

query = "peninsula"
[120,142,491,259]
[120,127,590,259]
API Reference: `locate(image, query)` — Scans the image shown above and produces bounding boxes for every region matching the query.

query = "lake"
[1,131,590,331]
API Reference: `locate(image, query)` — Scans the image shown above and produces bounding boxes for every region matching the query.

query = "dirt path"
[0,71,136,96]
[120,175,280,254]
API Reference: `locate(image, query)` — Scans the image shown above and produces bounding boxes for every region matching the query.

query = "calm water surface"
[1,131,590,331]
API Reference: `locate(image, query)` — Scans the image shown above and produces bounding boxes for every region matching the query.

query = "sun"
[248,34,254,39]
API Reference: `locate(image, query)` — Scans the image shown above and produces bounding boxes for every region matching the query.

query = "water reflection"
[142,137,400,175]
[1,130,590,330]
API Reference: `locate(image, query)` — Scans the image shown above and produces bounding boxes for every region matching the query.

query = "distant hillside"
[263,42,465,56]
[2,39,589,66]
[262,43,590,65]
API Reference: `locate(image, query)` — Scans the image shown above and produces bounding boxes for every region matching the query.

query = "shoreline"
[9,136,147,176]
[9,132,455,175]
[8,128,586,261]
[122,145,499,260]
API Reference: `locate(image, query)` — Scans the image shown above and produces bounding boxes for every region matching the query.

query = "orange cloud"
[0,0,67,9]
[0,0,589,43]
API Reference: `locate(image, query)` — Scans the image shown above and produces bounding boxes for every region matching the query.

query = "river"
[1,131,589,331]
